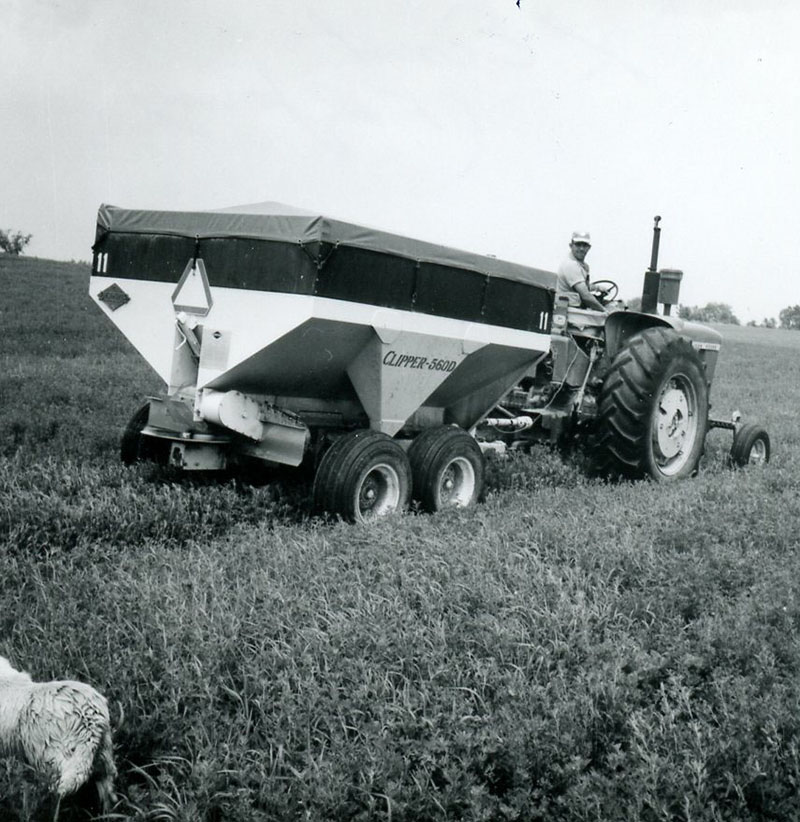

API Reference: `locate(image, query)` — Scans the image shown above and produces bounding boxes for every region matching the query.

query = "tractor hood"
[663,317,723,348]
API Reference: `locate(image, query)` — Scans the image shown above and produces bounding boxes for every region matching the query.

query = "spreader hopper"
[90,201,556,520]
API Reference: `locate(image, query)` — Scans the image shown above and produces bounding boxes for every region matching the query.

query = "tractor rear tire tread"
[594,326,709,480]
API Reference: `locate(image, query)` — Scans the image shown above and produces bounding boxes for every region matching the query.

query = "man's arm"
[574,281,609,313]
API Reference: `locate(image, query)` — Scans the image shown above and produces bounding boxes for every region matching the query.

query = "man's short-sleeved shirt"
[556,253,590,307]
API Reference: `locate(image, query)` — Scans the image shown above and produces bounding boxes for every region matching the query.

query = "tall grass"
[1,256,799,820]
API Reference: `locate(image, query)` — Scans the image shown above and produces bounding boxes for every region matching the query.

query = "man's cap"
[570,231,591,246]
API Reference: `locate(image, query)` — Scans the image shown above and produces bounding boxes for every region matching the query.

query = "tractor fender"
[604,311,723,383]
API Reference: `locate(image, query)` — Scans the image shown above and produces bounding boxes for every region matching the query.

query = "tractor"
[481,217,770,480]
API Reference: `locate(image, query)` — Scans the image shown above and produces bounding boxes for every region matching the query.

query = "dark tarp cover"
[96,201,556,290]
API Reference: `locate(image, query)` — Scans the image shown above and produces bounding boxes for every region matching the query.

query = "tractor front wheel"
[729,423,770,467]
[408,426,485,512]
[595,327,709,480]
[313,430,412,523]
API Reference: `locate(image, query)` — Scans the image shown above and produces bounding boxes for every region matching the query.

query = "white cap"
[570,231,591,246]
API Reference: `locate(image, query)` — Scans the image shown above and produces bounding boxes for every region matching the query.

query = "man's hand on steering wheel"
[589,279,619,305]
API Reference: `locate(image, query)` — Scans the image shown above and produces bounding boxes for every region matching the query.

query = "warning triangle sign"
[172,258,213,316]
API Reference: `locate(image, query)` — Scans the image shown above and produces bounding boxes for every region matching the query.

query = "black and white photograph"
[1,1,798,819]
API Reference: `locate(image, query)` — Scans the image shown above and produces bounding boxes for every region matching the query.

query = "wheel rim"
[652,373,700,476]
[748,438,768,465]
[356,462,402,520]
[436,456,476,507]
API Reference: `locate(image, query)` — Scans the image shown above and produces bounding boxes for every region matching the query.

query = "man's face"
[571,241,590,262]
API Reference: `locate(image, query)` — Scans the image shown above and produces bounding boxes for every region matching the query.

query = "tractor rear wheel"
[729,423,770,467]
[594,327,709,480]
[408,426,485,512]
[313,430,412,523]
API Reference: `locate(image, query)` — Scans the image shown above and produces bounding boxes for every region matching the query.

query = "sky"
[2,0,798,323]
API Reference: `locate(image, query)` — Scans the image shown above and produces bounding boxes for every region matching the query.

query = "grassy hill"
[1,256,800,821]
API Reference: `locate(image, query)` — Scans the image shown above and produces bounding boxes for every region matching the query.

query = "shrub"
[0,229,32,255]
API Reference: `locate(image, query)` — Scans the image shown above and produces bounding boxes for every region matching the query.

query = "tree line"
[626,296,797,330]
[677,302,800,330]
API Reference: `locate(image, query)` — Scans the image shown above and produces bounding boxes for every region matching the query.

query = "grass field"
[1,255,800,821]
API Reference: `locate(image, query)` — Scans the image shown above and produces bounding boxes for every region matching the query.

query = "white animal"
[0,655,117,820]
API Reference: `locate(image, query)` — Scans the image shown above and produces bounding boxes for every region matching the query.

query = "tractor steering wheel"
[590,279,619,305]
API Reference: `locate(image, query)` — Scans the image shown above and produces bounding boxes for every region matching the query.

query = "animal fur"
[0,656,116,817]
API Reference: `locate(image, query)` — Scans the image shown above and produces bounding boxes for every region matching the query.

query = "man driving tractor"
[556,231,610,313]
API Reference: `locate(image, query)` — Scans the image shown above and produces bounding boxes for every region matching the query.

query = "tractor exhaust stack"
[641,215,662,314]
[640,215,682,316]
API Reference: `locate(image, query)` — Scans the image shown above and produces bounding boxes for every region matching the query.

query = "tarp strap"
[410,260,421,308]
[298,240,339,270]
[317,241,339,270]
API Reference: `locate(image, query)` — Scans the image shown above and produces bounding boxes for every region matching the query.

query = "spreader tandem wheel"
[120,403,167,465]
[594,326,709,480]
[313,430,412,523]
[408,426,485,512]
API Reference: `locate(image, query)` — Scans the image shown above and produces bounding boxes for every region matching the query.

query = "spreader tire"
[594,326,709,480]
[729,423,770,467]
[313,430,411,523]
[408,426,485,512]
[120,403,165,465]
